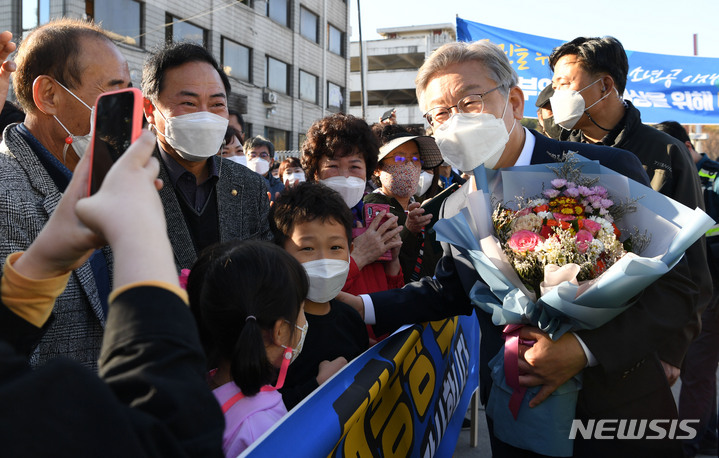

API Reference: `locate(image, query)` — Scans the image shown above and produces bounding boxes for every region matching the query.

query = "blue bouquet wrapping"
[434,159,715,456]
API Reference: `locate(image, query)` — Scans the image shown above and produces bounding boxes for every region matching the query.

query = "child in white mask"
[269,182,374,410]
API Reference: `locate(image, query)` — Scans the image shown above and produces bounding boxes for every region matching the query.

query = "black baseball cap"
[535,85,554,108]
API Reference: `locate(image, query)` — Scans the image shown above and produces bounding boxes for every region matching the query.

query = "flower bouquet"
[494,177,633,301]
[433,154,714,456]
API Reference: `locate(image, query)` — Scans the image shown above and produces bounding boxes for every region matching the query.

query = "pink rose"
[581,219,602,236]
[575,229,594,253]
[508,230,544,253]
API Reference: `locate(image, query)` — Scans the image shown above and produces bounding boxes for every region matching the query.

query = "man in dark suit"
[141,42,272,270]
[359,40,694,457]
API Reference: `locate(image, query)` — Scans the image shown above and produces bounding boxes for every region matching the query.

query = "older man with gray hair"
[358,40,691,457]
[0,19,131,370]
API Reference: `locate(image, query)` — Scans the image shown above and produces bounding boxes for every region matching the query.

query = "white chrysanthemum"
[510,214,543,234]
[537,211,552,220]
[586,239,605,261]
[589,216,614,235]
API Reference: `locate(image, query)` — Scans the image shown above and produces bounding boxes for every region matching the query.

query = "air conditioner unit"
[263,90,278,104]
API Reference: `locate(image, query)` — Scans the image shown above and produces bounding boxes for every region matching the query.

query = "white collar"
[513,127,535,167]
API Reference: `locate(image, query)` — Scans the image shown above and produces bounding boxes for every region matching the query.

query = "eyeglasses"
[388,155,422,165]
[423,85,502,127]
[247,150,270,160]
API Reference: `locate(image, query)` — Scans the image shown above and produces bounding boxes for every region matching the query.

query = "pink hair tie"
[178,269,191,290]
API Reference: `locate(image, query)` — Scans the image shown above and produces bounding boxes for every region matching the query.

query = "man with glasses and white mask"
[354,40,693,457]
[244,135,284,202]
[142,42,272,271]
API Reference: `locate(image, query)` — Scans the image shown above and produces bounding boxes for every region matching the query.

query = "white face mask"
[283,171,306,184]
[302,258,350,303]
[155,109,229,162]
[225,155,247,166]
[433,93,516,171]
[320,176,366,208]
[416,170,433,196]
[549,78,610,130]
[281,321,308,364]
[52,80,94,161]
[247,157,271,176]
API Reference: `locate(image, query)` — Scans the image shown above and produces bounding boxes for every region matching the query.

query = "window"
[328,24,344,56]
[265,0,289,27]
[21,0,50,36]
[327,82,344,112]
[267,56,289,95]
[300,7,318,43]
[222,38,251,82]
[166,15,207,47]
[299,70,318,104]
[298,133,307,149]
[86,0,142,47]
[237,0,252,6]
[264,127,290,151]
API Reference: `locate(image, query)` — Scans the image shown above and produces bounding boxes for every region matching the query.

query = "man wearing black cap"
[535,85,562,139]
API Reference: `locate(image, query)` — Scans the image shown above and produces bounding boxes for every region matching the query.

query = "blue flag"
[457,17,719,124]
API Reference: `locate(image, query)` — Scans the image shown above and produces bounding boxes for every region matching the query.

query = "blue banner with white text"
[456,17,719,124]
[242,314,480,457]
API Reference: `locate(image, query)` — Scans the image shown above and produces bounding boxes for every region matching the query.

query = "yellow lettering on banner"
[340,367,393,456]
[394,329,421,371]
[432,317,457,356]
[535,53,550,66]
[340,397,369,436]
[407,353,435,417]
[342,411,373,458]
[381,402,413,457]
[370,376,405,437]
[401,341,421,376]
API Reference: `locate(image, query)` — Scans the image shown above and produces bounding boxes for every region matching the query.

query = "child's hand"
[316,357,348,385]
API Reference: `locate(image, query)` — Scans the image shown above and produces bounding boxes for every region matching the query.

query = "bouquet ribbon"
[503,324,527,419]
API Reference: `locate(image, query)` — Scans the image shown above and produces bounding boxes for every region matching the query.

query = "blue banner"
[457,17,719,125]
[242,314,480,457]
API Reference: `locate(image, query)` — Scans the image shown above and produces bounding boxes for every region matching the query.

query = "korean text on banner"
[242,313,480,457]
[456,16,719,124]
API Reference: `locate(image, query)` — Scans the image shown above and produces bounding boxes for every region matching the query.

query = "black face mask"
[541,115,564,140]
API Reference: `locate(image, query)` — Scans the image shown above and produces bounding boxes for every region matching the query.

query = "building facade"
[1,0,350,151]
[349,23,455,128]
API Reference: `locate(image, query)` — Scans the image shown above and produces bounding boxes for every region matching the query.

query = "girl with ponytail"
[187,241,308,456]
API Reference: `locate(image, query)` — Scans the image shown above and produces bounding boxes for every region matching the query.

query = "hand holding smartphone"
[364,203,393,261]
[87,88,144,195]
[380,108,395,122]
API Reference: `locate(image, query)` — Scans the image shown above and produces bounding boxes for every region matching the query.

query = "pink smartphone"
[87,87,144,195]
[364,203,393,261]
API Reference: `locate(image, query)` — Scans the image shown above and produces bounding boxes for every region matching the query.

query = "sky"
[349,0,719,58]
